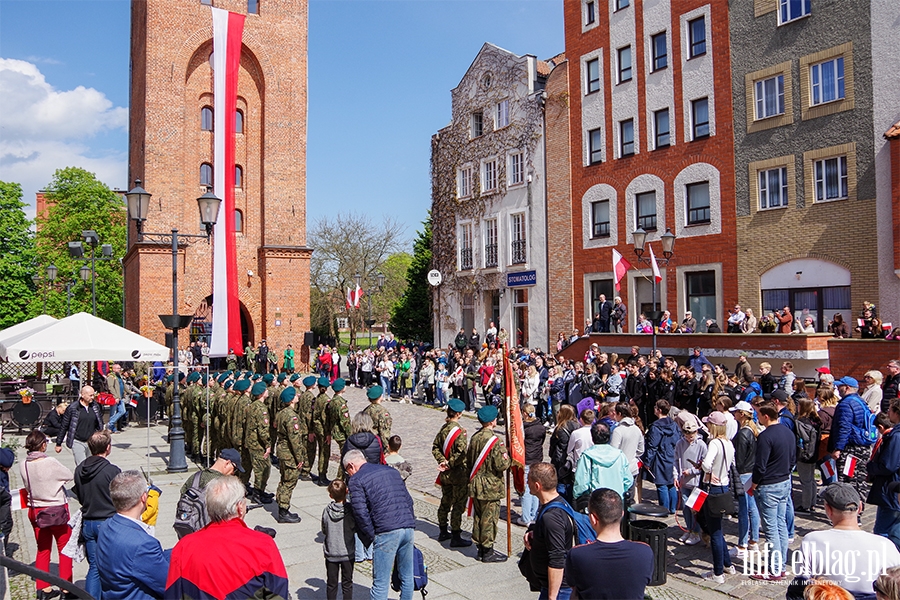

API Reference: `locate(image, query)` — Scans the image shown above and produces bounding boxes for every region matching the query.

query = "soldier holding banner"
[467,404,510,563]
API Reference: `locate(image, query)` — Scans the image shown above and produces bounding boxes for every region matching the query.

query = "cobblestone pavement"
[3,380,856,600]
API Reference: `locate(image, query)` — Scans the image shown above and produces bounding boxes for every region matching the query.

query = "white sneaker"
[514,517,531,527]
[702,571,725,584]
[679,531,691,543]
[685,533,702,546]
[729,546,746,559]
[725,565,737,575]
[788,537,795,544]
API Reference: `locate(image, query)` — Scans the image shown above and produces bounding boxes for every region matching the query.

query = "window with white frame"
[620,119,634,157]
[755,75,785,119]
[688,16,706,58]
[810,57,845,106]
[509,151,524,186]
[615,0,629,10]
[585,0,596,25]
[482,159,497,193]
[586,58,600,94]
[758,167,789,210]
[651,32,667,71]
[779,0,811,24]
[636,191,657,231]
[496,99,509,129]
[814,156,848,202]
[471,111,483,138]
[686,182,711,224]
[457,166,473,199]
[617,46,632,83]
[459,223,473,270]
[591,200,610,238]
[691,98,710,139]
[510,213,527,265]
[654,109,670,149]
[484,219,498,268]
[589,128,603,164]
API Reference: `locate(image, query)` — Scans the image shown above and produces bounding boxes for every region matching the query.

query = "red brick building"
[125,0,311,357]
[556,0,737,332]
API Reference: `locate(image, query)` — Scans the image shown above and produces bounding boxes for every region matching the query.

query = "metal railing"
[459,248,473,271]
[0,546,92,599]
[511,240,527,264]
[484,244,498,268]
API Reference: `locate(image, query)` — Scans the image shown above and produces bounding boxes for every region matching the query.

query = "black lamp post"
[32,264,58,314]
[125,179,221,473]
[354,272,385,349]
[68,232,113,316]
[632,227,676,355]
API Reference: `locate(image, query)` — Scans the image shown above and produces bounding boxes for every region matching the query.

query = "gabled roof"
[453,42,523,92]
[886,120,900,140]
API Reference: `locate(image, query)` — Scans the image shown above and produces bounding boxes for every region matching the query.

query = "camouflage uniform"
[226,353,238,372]
[243,398,271,493]
[363,402,392,450]
[296,388,317,477]
[466,427,510,551]
[182,384,195,454]
[232,393,253,485]
[192,384,208,457]
[312,390,333,478]
[327,393,351,480]
[275,403,307,509]
[432,421,469,533]
[266,383,281,455]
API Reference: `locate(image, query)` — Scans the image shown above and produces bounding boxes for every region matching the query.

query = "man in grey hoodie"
[610,402,645,503]
[321,479,355,599]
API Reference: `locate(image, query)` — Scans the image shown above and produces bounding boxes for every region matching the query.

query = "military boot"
[437,526,452,542]
[316,473,330,487]
[276,507,301,523]
[474,546,484,562]
[450,531,472,547]
[481,548,507,563]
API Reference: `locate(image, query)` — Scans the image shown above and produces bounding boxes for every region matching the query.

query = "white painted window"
[615,0,629,10]
[471,111,483,138]
[755,75,785,119]
[758,167,789,209]
[457,166,473,199]
[585,0,596,25]
[779,0,811,24]
[636,192,657,231]
[620,119,634,157]
[586,58,601,93]
[654,109,670,149]
[688,16,706,58]
[591,200,610,238]
[484,219,498,268]
[482,159,497,193]
[496,99,509,129]
[651,32,667,71]
[617,46,632,83]
[686,182,710,225]
[588,128,603,164]
[509,151,524,186]
[691,98,709,139]
[810,57,845,106]
[510,213,527,265]
[459,223,473,271]
[814,156,848,202]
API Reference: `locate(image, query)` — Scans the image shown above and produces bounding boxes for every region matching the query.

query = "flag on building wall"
[209,7,245,358]
[612,249,631,291]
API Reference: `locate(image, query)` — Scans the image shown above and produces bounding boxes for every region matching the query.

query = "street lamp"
[632,227,676,354]
[125,179,221,473]
[68,232,114,316]
[354,271,385,349]
[32,264,59,314]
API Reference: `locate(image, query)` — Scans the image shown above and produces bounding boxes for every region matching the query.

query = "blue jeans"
[681,487,700,533]
[786,486,795,539]
[355,533,373,562]
[82,518,107,599]
[539,586,572,600]
[372,527,414,600]
[657,484,678,514]
[380,375,392,399]
[521,465,539,524]
[107,400,126,431]
[755,478,791,575]
[737,473,760,547]
[874,507,900,551]
[705,485,733,576]
[435,385,446,405]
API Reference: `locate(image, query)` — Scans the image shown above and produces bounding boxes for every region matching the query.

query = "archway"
[760,259,851,333]
[191,295,253,352]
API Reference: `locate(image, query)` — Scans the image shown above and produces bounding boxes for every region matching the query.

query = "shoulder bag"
[24,459,70,529]
[701,440,737,517]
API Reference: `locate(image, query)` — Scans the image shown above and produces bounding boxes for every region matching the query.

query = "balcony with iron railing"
[484,243,498,268]
[511,240,527,265]
[460,247,473,271]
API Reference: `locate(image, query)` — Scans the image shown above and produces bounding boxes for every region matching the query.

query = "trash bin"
[629,519,667,586]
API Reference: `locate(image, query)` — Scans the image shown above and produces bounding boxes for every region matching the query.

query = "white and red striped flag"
[209,7,246,359]
[842,455,858,478]
[685,487,708,512]
[821,458,837,479]
[612,249,632,291]
[648,243,662,283]
[10,489,28,511]
[346,285,364,310]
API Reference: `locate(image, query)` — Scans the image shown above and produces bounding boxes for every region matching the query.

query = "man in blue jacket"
[867,399,900,551]
[829,376,876,500]
[344,449,416,600]
[97,470,170,599]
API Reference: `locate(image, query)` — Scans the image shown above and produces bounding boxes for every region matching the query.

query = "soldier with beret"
[274,386,305,523]
[432,398,473,548]
[297,375,319,481]
[362,386,392,451]
[266,373,282,466]
[230,378,253,488]
[467,404,511,562]
[312,377,333,486]
[244,381,274,503]
[327,379,352,481]
[183,372,199,460]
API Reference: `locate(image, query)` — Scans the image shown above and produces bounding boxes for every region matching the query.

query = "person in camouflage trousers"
[244,381,274,503]
[297,375,318,481]
[467,404,511,563]
[432,399,473,548]
[327,378,352,481]
[362,385,392,450]
[230,379,253,487]
[274,385,306,523]
[312,377,333,486]
[182,372,198,459]
[264,373,280,463]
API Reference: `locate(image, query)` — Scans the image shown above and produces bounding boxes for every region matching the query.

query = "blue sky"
[0,0,563,243]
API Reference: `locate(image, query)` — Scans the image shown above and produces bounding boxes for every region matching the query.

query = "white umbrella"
[0,314,58,359]
[2,312,170,363]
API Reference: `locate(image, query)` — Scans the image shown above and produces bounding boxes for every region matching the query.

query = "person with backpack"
[795,399,822,514]
[829,376,878,501]
[175,448,244,538]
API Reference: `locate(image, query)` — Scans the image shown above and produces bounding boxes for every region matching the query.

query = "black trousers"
[326,559,353,600]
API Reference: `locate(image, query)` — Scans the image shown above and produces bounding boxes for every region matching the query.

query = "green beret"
[217,373,229,384]
[317,377,330,388]
[186,372,198,384]
[289,374,300,382]
[233,379,251,392]
[478,404,499,423]
[166,374,174,383]
[448,399,466,413]
[303,375,317,387]
[177,372,185,381]
[332,378,346,392]
[223,380,234,390]
[244,371,252,379]
[263,373,275,384]
[280,387,297,403]
[252,374,261,381]
[277,373,287,383]
[251,381,268,396]
[367,386,383,400]
[201,374,208,386]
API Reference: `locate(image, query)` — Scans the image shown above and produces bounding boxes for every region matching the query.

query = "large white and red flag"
[345,285,364,310]
[648,243,662,283]
[209,7,245,357]
[612,249,631,291]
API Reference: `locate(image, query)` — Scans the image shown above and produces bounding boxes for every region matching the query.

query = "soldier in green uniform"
[182,372,198,460]
[362,385,392,450]
[244,343,256,371]
[327,379,352,480]
[311,377,333,486]
[230,378,253,487]
[265,373,280,466]
[297,375,318,481]
[244,381,273,504]
[467,404,511,563]
[219,378,235,454]
[432,399,473,547]
[274,386,305,523]
[226,348,238,372]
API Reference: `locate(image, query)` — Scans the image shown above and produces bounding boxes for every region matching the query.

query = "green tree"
[391,215,432,342]
[0,181,36,328]
[31,167,126,323]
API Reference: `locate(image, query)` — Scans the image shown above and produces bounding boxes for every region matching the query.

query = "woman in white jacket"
[699,412,737,584]
[520,365,540,407]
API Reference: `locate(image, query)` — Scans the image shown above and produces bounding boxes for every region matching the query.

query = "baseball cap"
[835,376,859,388]
[219,448,245,472]
[681,420,699,433]
[771,389,789,404]
[703,412,727,426]
[730,401,754,413]
[815,367,831,375]
[822,483,861,511]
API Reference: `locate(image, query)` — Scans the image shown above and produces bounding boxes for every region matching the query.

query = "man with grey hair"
[97,470,170,598]
[883,360,900,413]
[166,476,289,599]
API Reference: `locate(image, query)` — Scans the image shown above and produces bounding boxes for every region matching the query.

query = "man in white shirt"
[727,304,746,334]
[565,409,595,473]
[798,483,900,599]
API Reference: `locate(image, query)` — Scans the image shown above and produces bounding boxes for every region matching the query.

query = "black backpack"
[795,418,820,463]
[173,472,208,539]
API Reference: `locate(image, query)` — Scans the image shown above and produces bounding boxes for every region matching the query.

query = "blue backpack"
[392,545,428,599]
[537,498,596,546]
[850,395,879,444]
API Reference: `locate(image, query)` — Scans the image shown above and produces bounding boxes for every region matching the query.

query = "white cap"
[730,401,754,412]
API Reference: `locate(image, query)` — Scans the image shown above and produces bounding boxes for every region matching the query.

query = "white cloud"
[0,59,127,217]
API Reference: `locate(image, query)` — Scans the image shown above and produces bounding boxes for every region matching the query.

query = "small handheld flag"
[841,455,858,478]
[685,487,708,512]
[821,458,837,479]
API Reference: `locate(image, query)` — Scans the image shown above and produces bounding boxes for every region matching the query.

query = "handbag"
[701,440,737,517]
[24,459,70,529]
[96,392,117,406]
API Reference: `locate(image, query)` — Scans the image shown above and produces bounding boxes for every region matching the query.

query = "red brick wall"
[827,339,900,382]
[562,0,737,327]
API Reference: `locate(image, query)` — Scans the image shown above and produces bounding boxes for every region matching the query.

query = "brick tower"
[125,0,311,361]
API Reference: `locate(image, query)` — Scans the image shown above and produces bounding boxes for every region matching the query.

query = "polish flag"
[821,458,837,479]
[685,487,708,512]
[346,287,353,310]
[612,249,631,291]
[11,489,28,511]
[648,243,662,283]
[842,455,858,478]
[353,284,363,309]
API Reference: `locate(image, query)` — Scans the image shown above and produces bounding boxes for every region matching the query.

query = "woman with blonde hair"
[742,308,758,333]
[699,412,736,584]
[862,370,884,413]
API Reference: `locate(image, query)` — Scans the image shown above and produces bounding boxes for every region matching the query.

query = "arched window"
[200,163,213,186]
[235,110,244,134]
[235,165,243,188]
[201,107,213,131]
[234,209,244,233]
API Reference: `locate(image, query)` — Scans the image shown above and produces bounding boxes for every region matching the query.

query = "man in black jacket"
[55,386,103,466]
[524,463,574,600]
[883,360,900,413]
[74,430,121,599]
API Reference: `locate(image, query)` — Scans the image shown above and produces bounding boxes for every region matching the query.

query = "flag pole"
[504,345,512,557]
